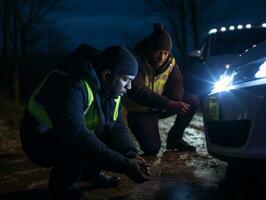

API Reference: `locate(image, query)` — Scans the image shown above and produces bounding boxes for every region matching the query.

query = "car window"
[211,28,266,55]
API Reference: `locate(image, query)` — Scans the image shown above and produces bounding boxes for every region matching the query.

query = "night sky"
[0,0,266,52]
[53,0,266,51]
[56,0,156,50]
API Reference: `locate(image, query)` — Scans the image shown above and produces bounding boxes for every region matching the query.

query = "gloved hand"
[125,157,151,183]
[167,100,190,115]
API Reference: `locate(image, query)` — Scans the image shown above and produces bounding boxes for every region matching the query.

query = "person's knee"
[142,143,161,155]
[185,93,201,108]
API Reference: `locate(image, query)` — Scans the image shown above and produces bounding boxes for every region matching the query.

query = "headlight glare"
[255,61,266,78]
[212,72,237,93]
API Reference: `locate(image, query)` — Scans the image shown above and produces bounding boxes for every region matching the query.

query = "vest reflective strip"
[28,73,121,133]
[28,72,55,129]
[83,80,99,131]
[124,58,176,112]
[82,81,94,112]
[83,80,120,121]
[145,58,175,95]
[83,80,120,132]
[28,96,53,128]
[113,96,121,121]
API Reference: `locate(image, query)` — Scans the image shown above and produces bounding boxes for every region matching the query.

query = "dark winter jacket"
[125,51,184,112]
[20,53,137,172]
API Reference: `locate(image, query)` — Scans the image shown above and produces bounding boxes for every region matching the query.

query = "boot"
[49,182,85,200]
[49,166,85,200]
[166,138,196,152]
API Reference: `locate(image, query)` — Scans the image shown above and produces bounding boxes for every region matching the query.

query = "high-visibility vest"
[123,58,176,112]
[28,71,121,132]
[144,58,176,95]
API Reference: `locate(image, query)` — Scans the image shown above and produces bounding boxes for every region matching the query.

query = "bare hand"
[126,157,151,183]
[168,100,190,115]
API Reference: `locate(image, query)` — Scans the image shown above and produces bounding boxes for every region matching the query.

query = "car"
[203,40,266,162]
[184,23,266,97]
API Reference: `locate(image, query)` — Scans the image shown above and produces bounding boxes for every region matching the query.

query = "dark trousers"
[127,92,200,155]
[20,112,130,197]
[48,156,104,196]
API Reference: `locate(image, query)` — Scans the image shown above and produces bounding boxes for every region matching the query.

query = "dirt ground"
[0,96,229,200]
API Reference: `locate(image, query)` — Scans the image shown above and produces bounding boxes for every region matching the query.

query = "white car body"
[185,27,266,96]
[203,41,266,161]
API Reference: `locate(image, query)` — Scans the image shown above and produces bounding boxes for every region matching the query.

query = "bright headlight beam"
[212,72,237,93]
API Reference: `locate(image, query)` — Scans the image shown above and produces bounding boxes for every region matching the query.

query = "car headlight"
[212,71,237,93]
[255,61,266,78]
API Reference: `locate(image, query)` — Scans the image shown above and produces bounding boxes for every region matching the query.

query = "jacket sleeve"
[127,67,171,110]
[106,106,138,158]
[44,79,130,173]
[163,65,184,101]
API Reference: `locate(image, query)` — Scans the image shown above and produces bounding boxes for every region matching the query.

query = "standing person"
[123,23,200,155]
[20,45,150,200]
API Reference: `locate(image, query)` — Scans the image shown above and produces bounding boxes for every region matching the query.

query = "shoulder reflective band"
[82,80,94,114]
[113,96,121,121]
[28,72,55,129]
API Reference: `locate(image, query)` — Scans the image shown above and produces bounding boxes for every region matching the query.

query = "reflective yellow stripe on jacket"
[82,80,121,131]
[144,58,176,95]
[124,58,176,113]
[28,71,55,129]
[28,71,121,133]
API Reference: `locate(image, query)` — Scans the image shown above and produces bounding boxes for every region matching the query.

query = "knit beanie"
[97,46,138,76]
[149,23,172,51]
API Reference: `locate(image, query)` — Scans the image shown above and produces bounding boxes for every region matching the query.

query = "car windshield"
[211,28,266,55]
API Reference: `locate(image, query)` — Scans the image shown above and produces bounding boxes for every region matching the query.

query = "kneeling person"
[123,23,200,155]
[20,45,150,200]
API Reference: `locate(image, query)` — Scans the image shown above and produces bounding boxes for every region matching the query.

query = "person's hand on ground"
[126,157,151,183]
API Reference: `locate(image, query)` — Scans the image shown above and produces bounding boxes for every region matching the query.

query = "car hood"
[230,41,266,70]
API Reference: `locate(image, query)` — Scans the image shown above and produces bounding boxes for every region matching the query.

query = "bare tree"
[11,0,62,55]
[144,0,236,68]
[121,32,144,50]
[145,0,187,68]
[0,0,63,105]
[187,0,199,49]
[0,0,11,56]
[187,0,237,50]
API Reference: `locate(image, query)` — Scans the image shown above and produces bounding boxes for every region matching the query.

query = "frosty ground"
[0,97,228,200]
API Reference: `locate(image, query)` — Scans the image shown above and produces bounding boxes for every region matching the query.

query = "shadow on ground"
[0,188,50,200]
[0,97,227,200]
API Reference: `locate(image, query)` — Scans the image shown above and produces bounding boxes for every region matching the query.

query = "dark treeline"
[0,54,65,101]
[0,0,67,104]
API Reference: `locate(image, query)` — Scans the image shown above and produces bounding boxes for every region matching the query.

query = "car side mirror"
[188,50,204,61]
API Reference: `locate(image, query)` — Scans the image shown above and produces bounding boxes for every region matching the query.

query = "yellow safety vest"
[82,80,121,131]
[123,58,176,112]
[28,71,121,132]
